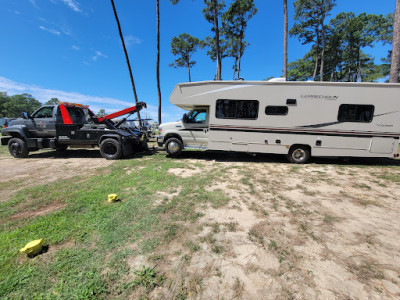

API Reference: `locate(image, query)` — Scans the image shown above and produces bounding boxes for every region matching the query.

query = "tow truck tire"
[287,145,310,164]
[165,137,183,157]
[56,145,68,151]
[8,138,29,158]
[100,138,122,160]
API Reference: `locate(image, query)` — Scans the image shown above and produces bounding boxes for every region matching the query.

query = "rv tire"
[165,137,183,157]
[288,145,310,164]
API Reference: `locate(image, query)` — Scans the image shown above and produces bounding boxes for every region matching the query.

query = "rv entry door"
[182,108,209,147]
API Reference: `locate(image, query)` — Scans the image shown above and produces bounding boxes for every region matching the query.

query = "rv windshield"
[185,109,206,124]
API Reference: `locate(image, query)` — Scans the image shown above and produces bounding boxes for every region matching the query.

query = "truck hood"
[159,120,183,131]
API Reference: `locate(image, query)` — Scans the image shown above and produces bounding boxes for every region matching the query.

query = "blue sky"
[0,0,396,123]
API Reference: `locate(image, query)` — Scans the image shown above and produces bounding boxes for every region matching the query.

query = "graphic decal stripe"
[209,125,400,138]
[185,84,256,99]
[299,111,399,128]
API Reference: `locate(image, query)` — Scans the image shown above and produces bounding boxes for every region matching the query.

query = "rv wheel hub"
[293,149,305,159]
[168,141,180,153]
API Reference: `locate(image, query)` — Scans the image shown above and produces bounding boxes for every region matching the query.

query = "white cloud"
[29,0,38,8]
[39,25,61,36]
[0,76,183,123]
[125,35,142,47]
[0,76,133,108]
[71,45,80,50]
[92,51,108,61]
[39,17,72,36]
[61,0,84,14]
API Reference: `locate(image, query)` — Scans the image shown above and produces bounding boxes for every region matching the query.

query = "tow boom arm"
[95,102,147,122]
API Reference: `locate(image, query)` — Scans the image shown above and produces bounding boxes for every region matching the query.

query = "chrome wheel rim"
[292,149,306,161]
[167,141,179,153]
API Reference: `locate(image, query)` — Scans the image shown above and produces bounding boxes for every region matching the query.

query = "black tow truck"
[1,101,148,160]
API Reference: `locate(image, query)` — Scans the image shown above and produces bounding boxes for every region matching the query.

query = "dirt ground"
[0,149,113,202]
[2,149,400,299]
[152,153,400,299]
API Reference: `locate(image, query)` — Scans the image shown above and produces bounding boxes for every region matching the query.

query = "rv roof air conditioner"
[268,77,286,82]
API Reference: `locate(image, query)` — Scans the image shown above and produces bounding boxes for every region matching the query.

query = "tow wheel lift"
[56,102,148,160]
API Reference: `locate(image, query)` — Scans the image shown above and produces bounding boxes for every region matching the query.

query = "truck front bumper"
[156,135,164,147]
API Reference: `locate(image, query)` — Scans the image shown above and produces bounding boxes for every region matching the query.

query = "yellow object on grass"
[20,238,44,256]
[107,193,118,202]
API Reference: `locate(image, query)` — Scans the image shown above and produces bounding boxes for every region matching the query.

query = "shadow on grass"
[24,148,157,160]
[165,149,400,167]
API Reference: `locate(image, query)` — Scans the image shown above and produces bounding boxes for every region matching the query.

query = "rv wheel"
[165,137,183,157]
[100,138,122,160]
[8,138,29,158]
[288,146,310,164]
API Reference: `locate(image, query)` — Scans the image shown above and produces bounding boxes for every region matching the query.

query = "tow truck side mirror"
[22,112,30,119]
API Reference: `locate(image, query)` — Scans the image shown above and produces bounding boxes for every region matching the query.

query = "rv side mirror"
[22,112,30,119]
[182,113,188,122]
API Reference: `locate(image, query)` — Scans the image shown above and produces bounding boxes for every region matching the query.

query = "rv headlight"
[158,127,162,134]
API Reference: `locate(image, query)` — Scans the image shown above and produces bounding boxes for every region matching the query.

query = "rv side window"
[216,100,259,119]
[265,106,288,115]
[338,104,374,123]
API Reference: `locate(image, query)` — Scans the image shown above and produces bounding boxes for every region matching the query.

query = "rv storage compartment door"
[370,137,395,154]
[230,142,248,152]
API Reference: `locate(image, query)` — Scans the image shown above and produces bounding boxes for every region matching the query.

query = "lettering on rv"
[301,95,339,100]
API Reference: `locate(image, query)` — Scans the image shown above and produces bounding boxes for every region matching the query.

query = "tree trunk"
[390,0,400,83]
[156,0,162,124]
[319,23,326,81]
[110,0,141,122]
[313,51,319,81]
[313,31,319,81]
[233,57,238,80]
[283,0,288,80]
[357,49,362,82]
[330,59,336,82]
[188,64,192,82]
[213,0,222,80]
[237,38,243,79]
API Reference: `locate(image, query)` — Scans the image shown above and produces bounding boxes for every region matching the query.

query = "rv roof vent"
[287,99,297,105]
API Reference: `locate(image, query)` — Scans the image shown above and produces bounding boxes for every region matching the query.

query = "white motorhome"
[157,81,400,163]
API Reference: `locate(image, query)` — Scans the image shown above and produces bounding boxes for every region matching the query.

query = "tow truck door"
[29,106,57,137]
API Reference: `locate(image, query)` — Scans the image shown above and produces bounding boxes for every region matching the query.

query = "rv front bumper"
[156,135,164,147]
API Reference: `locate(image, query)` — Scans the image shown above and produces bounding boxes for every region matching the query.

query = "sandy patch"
[150,155,400,299]
[168,167,203,178]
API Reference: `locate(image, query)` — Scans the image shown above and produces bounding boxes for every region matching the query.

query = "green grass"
[0,143,9,156]
[378,173,400,183]
[0,152,230,299]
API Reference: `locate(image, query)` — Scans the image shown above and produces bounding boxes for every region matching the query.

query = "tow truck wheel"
[165,137,183,157]
[100,138,122,160]
[56,145,68,151]
[8,138,29,158]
